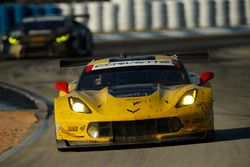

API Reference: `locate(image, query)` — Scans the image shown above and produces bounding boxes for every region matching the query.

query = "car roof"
[22,15,65,23]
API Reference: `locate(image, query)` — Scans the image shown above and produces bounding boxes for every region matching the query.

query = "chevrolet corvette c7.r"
[54,54,214,151]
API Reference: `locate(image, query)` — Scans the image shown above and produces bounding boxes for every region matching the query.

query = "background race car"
[1,15,93,58]
[54,54,215,151]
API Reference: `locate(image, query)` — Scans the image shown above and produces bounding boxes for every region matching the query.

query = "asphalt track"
[0,36,250,167]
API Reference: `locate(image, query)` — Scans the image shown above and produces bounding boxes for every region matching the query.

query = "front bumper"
[6,41,73,58]
[56,116,213,144]
[21,42,70,57]
[58,132,208,149]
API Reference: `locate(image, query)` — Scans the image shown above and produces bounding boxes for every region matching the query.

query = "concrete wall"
[55,0,250,33]
[1,0,249,34]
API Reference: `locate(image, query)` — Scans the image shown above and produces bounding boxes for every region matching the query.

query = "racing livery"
[2,15,93,58]
[54,54,214,151]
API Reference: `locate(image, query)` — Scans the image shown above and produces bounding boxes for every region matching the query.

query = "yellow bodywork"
[54,55,214,143]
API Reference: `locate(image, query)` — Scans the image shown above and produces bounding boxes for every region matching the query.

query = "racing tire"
[56,140,69,151]
[71,30,93,57]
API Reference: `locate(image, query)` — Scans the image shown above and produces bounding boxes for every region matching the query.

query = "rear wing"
[166,51,210,61]
[59,51,210,68]
[59,58,92,68]
[69,14,90,24]
[72,14,90,19]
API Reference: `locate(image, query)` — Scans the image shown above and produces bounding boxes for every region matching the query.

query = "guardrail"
[55,0,250,33]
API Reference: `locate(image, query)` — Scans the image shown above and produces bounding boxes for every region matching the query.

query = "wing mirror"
[55,81,70,94]
[188,72,201,85]
[199,72,214,85]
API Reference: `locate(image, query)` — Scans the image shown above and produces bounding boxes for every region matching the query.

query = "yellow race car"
[54,54,214,151]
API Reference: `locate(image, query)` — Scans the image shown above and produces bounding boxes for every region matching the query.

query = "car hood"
[71,84,197,119]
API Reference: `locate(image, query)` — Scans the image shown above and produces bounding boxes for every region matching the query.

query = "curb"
[0,82,52,162]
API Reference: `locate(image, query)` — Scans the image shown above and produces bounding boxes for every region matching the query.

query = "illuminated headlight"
[182,95,195,105]
[56,34,70,43]
[8,37,20,45]
[87,125,99,138]
[69,97,91,113]
[176,89,197,108]
[87,122,112,138]
[72,102,84,112]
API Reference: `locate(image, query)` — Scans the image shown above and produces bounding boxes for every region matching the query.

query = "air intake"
[108,84,157,98]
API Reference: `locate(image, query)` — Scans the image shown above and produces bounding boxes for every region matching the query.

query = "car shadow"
[213,127,250,142]
[66,127,250,152]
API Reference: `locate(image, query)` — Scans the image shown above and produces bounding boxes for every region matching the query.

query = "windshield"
[77,66,190,90]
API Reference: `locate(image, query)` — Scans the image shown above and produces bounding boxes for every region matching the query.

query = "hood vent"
[108,84,157,98]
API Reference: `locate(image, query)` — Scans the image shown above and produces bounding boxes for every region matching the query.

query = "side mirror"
[200,72,214,85]
[55,81,70,94]
[188,72,201,85]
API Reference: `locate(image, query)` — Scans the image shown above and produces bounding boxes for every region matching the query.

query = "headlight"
[87,125,99,138]
[8,37,20,45]
[72,102,84,112]
[176,89,197,108]
[69,97,91,113]
[87,122,112,138]
[56,34,70,43]
[182,95,195,105]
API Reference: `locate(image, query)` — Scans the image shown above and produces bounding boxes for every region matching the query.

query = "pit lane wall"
[55,0,250,33]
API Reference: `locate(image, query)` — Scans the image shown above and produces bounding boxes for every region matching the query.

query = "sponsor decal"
[92,60,175,70]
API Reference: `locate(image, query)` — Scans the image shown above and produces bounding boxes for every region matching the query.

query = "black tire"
[1,43,9,59]
[73,28,93,57]
[56,140,68,151]
[71,39,87,57]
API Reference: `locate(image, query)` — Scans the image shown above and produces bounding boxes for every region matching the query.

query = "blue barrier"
[13,4,27,27]
[42,4,61,15]
[0,4,9,35]
[0,3,62,35]
[8,4,15,31]
[29,5,43,16]
[0,4,15,34]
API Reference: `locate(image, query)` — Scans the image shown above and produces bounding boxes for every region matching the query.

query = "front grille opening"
[89,118,182,143]
[157,118,182,134]
[112,120,157,143]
